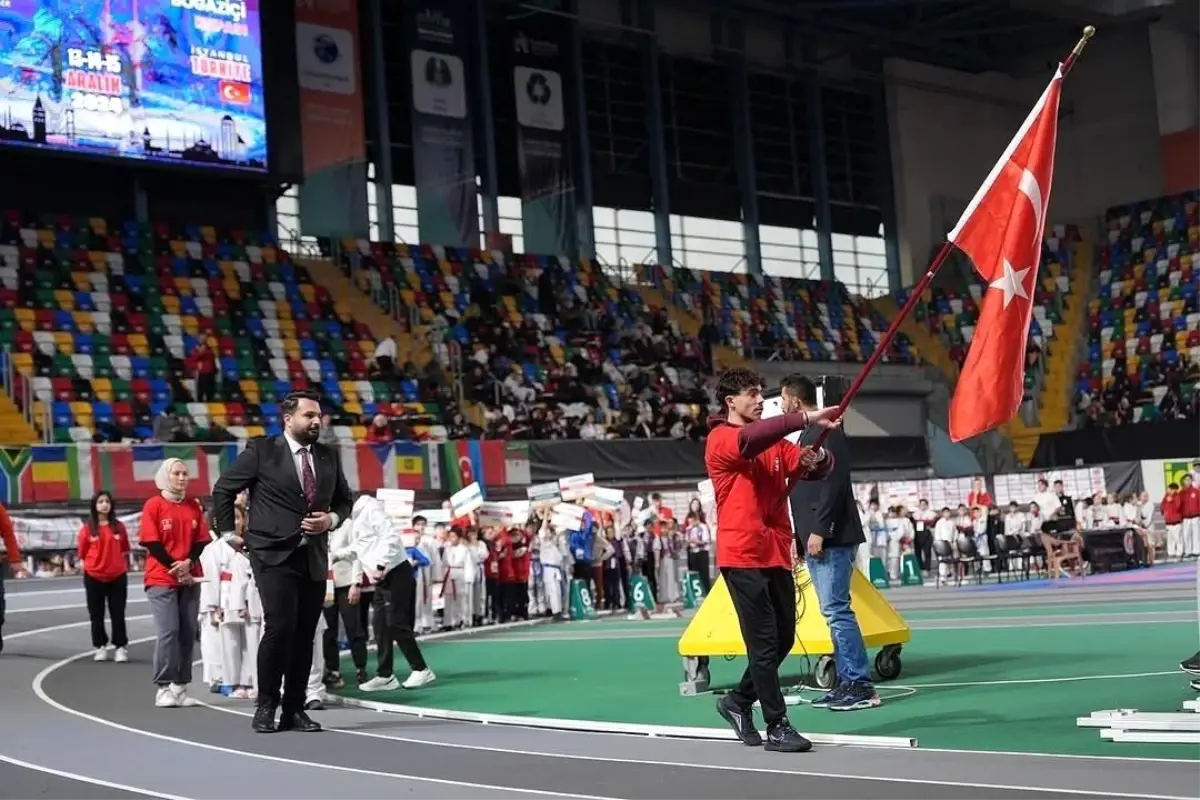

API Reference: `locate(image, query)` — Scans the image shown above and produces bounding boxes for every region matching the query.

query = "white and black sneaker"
[402,668,436,689]
[359,675,400,692]
[1179,651,1200,676]
[1190,678,1200,692]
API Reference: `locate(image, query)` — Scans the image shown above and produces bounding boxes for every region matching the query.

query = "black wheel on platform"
[814,655,837,689]
[874,645,902,681]
[697,657,711,686]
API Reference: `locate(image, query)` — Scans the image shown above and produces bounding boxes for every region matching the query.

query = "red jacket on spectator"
[1161,491,1183,525]
[484,540,501,580]
[494,529,515,583]
[511,529,532,583]
[77,520,131,583]
[967,490,993,508]
[1180,485,1200,519]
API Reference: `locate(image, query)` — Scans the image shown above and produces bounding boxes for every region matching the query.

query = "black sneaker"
[1180,651,1200,676]
[829,681,881,712]
[1191,678,1200,692]
[716,695,763,746]
[355,669,369,686]
[764,720,812,753]
[810,684,847,709]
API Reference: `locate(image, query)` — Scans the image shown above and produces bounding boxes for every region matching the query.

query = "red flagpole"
[811,25,1096,447]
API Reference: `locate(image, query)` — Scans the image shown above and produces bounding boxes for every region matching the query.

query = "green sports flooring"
[336,600,1200,760]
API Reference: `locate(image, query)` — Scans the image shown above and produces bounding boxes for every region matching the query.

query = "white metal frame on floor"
[1077,705,1200,745]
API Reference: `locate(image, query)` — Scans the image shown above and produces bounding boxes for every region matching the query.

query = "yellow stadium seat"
[14,308,34,331]
[71,273,91,292]
[89,217,107,236]
[12,352,33,375]
[299,284,315,303]
[70,401,92,418]
[181,317,200,336]
[162,295,181,314]
[53,331,75,354]
[349,424,367,440]
[127,334,148,355]
[174,277,193,296]
[343,402,362,416]
[169,240,187,258]
[339,381,358,401]
[92,378,113,401]
[246,425,266,438]
[200,225,217,244]
[37,229,54,248]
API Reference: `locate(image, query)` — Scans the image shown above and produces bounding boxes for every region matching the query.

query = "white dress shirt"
[284,432,340,533]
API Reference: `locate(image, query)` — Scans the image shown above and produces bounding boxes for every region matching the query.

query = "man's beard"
[294,426,320,445]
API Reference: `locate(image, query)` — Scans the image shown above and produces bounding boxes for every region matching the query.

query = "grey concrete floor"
[1,574,1197,799]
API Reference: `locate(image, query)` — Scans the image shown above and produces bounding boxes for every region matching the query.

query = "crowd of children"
[857,474,1200,583]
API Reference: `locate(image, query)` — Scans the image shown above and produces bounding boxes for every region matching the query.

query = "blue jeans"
[806,544,871,685]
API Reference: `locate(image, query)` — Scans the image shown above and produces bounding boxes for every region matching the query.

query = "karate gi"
[537,528,566,617]
[197,533,224,688]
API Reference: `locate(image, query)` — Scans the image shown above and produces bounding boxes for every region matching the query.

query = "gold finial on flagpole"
[1074,26,1096,57]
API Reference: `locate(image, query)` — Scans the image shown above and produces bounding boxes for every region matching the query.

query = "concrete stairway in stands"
[1004,239,1094,465]
[632,281,748,371]
[869,295,960,385]
[298,257,435,369]
[0,391,38,445]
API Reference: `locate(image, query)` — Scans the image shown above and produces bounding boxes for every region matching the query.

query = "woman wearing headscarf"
[139,458,210,708]
[77,491,131,663]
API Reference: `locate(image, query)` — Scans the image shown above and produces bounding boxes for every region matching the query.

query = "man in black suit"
[782,375,879,713]
[212,391,353,733]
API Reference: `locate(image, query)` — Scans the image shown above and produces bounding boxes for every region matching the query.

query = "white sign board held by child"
[583,486,624,514]
[450,482,484,518]
[558,473,595,502]
[526,482,562,509]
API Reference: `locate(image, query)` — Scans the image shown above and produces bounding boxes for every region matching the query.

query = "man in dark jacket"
[782,375,879,712]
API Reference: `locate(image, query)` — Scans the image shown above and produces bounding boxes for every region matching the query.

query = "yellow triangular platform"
[678,565,910,657]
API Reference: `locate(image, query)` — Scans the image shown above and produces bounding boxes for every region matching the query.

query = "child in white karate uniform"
[198,531,224,692]
[442,530,471,629]
[217,538,256,698]
[537,514,566,617]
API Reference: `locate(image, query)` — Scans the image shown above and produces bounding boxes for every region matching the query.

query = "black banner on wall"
[507,15,577,256]
[405,3,480,247]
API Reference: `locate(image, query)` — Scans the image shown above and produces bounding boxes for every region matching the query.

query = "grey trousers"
[146,584,200,686]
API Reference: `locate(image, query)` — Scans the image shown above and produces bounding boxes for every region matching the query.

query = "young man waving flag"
[948,66,1064,442]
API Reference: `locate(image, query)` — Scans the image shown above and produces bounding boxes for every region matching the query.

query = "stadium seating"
[897,225,1080,378]
[1078,190,1200,423]
[337,239,714,427]
[639,263,918,365]
[0,214,443,443]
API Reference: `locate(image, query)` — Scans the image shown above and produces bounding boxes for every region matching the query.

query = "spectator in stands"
[185,337,218,403]
[366,413,394,443]
[78,491,132,664]
[373,335,397,377]
[140,458,210,708]
[0,502,26,652]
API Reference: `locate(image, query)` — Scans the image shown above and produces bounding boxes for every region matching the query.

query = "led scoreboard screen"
[0,0,266,171]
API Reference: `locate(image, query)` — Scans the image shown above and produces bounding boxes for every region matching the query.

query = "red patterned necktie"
[299,448,317,507]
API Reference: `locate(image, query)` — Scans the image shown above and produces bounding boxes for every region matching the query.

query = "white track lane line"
[4,615,153,640]
[7,599,149,615]
[25,638,1200,800]
[0,752,190,800]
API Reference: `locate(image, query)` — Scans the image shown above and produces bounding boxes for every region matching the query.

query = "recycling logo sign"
[513,66,564,131]
[526,72,552,105]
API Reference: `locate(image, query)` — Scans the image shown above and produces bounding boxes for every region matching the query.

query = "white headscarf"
[155,457,187,503]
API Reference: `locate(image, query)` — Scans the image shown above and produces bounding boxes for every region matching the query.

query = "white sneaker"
[155,687,179,708]
[93,647,110,662]
[113,647,128,663]
[358,675,400,692]
[168,683,194,707]
[402,669,436,689]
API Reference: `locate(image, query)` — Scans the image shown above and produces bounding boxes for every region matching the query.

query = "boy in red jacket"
[705,368,840,753]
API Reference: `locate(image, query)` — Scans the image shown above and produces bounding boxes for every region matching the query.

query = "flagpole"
[810,26,1096,447]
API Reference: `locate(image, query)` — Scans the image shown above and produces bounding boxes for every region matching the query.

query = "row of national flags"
[0,440,534,504]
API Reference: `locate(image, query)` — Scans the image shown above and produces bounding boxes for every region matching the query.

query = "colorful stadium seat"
[0,214,444,443]
[638,263,916,365]
[1080,190,1200,423]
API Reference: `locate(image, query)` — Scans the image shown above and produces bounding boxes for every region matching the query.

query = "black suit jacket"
[789,425,866,553]
[211,436,354,581]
